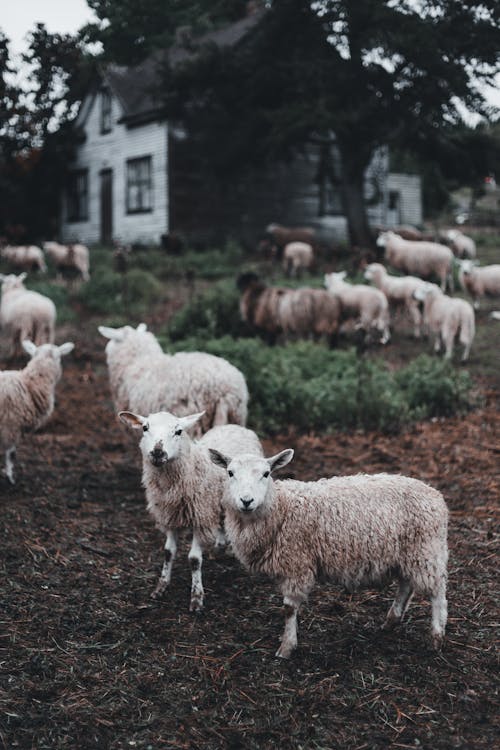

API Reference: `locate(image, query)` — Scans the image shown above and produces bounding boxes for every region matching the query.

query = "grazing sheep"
[444,229,476,259]
[491,311,500,321]
[237,273,340,346]
[98,324,248,436]
[414,283,475,361]
[209,449,448,658]
[259,223,316,258]
[283,241,314,277]
[324,271,390,344]
[119,410,262,610]
[364,262,428,338]
[0,273,56,356]
[457,260,500,310]
[43,241,90,281]
[377,231,453,292]
[1,245,46,273]
[0,340,74,483]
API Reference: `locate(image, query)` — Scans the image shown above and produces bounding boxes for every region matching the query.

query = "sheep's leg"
[188,532,204,612]
[213,399,229,427]
[276,595,302,658]
[433,333,442,354]
[430,578,447,650]
[408,302,422,338]
[383,579,414,629]
[5,446,16,485]
[473,298,480,311]
[151,529,177,600]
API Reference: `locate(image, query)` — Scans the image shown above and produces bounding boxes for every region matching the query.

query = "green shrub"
[75,268,163,316]
[160,338,474,435]
[167,280,249,340]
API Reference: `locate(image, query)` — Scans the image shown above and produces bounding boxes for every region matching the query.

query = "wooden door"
[100,169,113,244]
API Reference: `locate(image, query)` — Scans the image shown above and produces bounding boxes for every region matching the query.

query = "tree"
[162,0,500,247]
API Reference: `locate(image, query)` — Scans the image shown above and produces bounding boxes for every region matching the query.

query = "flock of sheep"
[0,240,90,282]
[0,222,497,658]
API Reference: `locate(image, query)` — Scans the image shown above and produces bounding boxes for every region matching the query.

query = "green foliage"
[168,280,247,340]
[75,268,163,316]
[160,337,475,435]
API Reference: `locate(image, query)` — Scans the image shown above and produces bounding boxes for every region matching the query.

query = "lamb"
[364,262,428,338]
[282,241,314,277]
[324,271,391,344]
[43,241,90,281]
[413,283,475,361]
[237,273,341,345]
[1,245,46,273]
[457,260,500,310]
[98,323,249,436]
[444,229,476,259]
[377,231,453,292]
[0,340,74,483]
[209,449,448,658]
[119,409,263,610]
[0,273,56,356]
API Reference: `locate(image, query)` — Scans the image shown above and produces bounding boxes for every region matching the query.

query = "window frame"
[126,156,153,214]
[67,169,89,223]
[100,89,112,134]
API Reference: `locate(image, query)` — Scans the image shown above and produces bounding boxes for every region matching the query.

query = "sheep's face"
[22,340,74,367]
[0,272,27,292]
[459,259,475,276]
[98,322,147,351]
[209,449,294,516]
[376,232,388,248]
[119,410,204,467]
[413,283,436,302]
[324,271,347,292]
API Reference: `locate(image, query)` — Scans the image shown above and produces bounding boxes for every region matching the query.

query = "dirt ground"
[0,315,499,750]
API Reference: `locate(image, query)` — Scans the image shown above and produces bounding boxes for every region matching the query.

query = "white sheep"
[209,449,448,659]
[119,409,262,610]
[364,262,428,338]
[99,324,249,436]
[324,271,390,344]
[1,245,47,273]
[43,241,90,281]
[414,283,475,361]
[458,260,500,310]
[445,229,476,259]
[283,241,314,277]
[0,340,74,483]
[491,311,500,320]
[377,231,453,292]
[0,273,56,356]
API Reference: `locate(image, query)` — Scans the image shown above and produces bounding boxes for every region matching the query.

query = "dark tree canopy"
[162,0,500,245]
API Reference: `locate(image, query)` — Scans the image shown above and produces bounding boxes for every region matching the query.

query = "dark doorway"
[100,169,113,244]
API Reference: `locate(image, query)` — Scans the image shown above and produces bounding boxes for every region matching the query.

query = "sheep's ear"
[208,449,231,469]
[58,342,74,356]
[19,272,27,282]
[22,340,38,357]
[136,323,147,332]
[178,411,205,431]
[98,325,124,342]
[267,449,294,473]
[338,270,347,280]
[118,411,146,429]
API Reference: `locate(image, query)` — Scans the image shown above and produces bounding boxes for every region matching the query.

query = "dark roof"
[101,9,265,126]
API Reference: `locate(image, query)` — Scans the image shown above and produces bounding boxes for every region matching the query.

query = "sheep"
[209,448,448,658]
[377,231,453,292]
[444,229,476,259]
[98,323,249,437]
[413,283,475,361]
[282,241,314,277]
[0,273,56,356]
[491,311,500,321]
[1,245,46,273]
[324,271,391,344]
[237,273,341,346]
[457,260,500,310]
[259,223,316,259]
[43,241,90,281]
[0,340,74,484]
[119,409,262,610]
[364,262,428,338]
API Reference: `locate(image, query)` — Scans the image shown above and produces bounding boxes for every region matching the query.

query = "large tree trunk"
[338,145,374,250]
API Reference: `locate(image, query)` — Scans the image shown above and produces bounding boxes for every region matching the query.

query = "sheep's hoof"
[189,597,204,614]
[275,641,295,659]
[431,633,444,651]
[150,582,168,600]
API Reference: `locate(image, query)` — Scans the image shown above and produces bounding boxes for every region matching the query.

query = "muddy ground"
[0,314,499,750]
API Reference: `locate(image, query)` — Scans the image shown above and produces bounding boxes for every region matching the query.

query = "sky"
[2,0,500,112]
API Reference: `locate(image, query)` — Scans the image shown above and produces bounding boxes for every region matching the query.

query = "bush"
[167,280,249,340]
[76,268,163,316]
[160,338,475,435]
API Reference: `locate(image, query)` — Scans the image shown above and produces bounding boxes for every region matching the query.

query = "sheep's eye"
[228,470,234,478]
[143,424,149,432]
[175,428,182,436]
[263,471,270,478]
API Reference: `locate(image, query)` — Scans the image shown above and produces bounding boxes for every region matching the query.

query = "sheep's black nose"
[150,448,167,465]
[241,498,254,509]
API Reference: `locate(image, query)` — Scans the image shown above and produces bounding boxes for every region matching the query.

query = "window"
[388,190,400,211]
[126,156,153,213]
[100,89,112,133]
[67,170,88,222]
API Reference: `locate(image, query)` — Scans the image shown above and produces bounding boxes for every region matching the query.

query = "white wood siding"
[387,173,423,226]
[61,92,169,245]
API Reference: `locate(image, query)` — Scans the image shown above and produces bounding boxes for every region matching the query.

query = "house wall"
[386,173,423,227]
[61,92,169,245]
